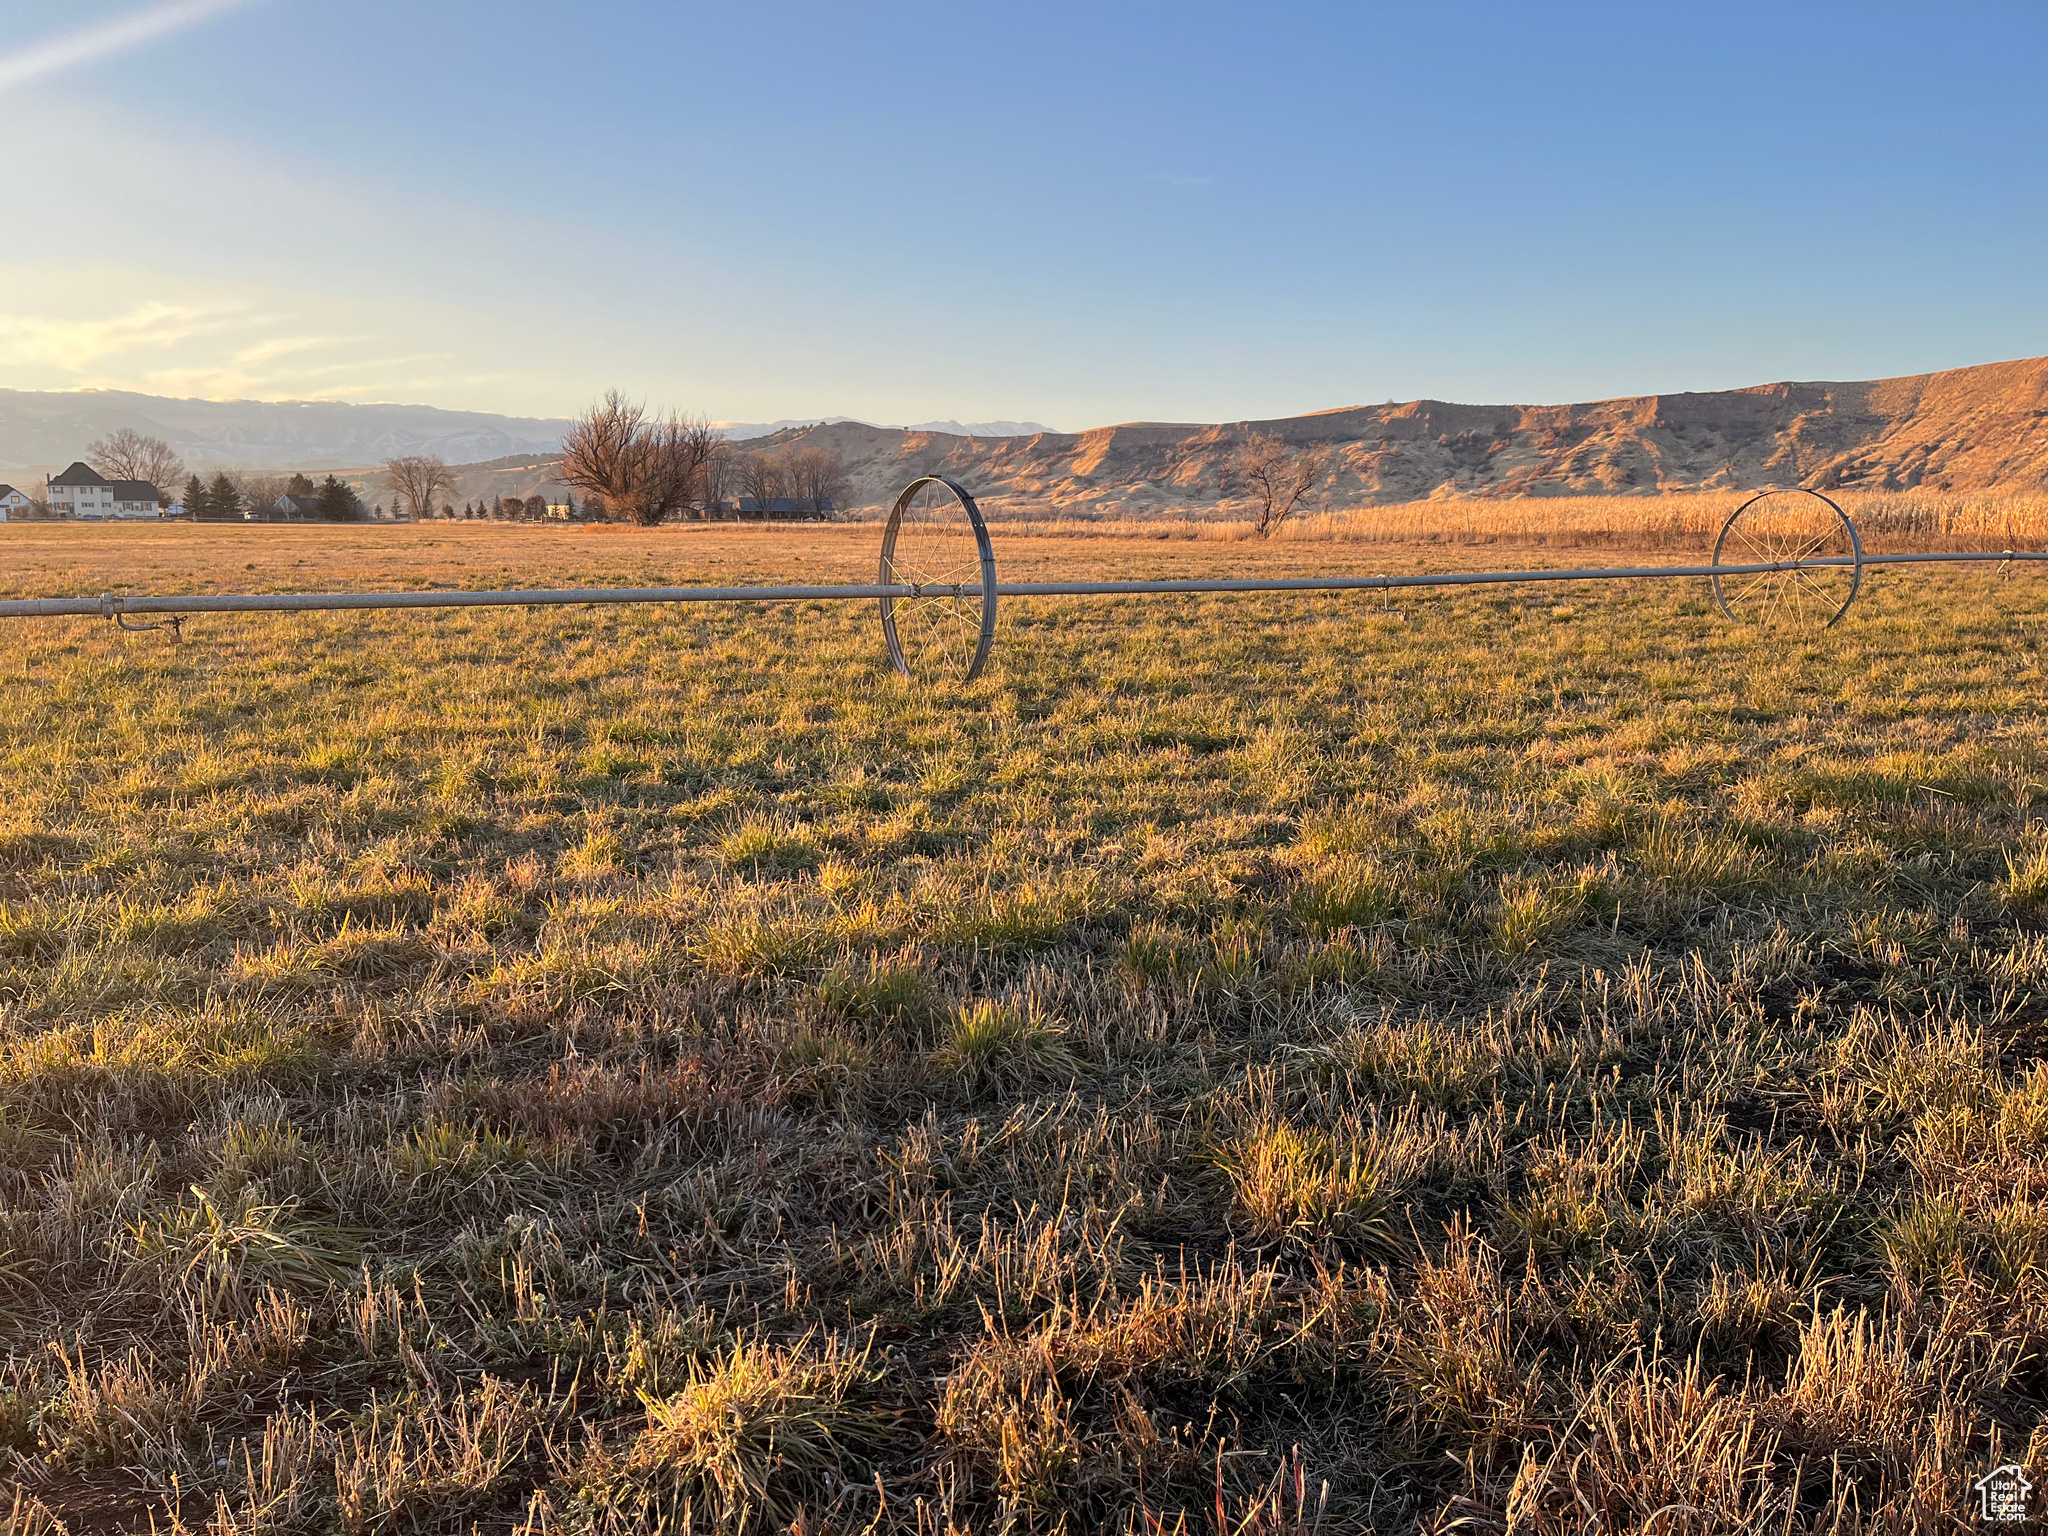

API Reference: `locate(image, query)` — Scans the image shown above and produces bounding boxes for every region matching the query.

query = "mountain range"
[5,356,2045,513]
[0,389,570,472]
[739,354,2048,515]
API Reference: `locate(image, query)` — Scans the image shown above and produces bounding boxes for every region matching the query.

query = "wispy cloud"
[0,300,250,368]
[293,353,449,378]
[229,334,363,367]
[0,285,473,403]
[0,0,257,92]
[139,364,269,398]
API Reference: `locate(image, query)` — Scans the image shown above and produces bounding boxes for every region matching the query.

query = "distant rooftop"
[50,461,111,488]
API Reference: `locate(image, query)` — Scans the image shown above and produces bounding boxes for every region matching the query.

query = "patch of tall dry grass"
[971,488,2048,553]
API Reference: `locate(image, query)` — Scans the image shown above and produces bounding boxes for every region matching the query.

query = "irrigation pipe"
[0,551,2035,622]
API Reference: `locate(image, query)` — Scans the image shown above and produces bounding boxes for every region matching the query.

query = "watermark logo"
[1975,1464,2033,1524]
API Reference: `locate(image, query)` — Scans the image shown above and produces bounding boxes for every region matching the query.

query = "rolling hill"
[738,354,2048,515]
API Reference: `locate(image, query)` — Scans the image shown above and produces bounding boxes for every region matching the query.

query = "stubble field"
[2,518,2047,1533]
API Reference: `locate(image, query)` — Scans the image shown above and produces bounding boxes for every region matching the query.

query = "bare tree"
[243,475,290,520]
[558,391,715,526]
[384,456,456,522]
[560,392,642,509]
[1233,430,1332,538]
[701,441,736,519]
[735,450,786,518]
[659,416,720,523]
[86,428,184,493]
[784,446,850,519]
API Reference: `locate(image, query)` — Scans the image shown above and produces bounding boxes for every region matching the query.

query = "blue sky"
[1,1,2043,428]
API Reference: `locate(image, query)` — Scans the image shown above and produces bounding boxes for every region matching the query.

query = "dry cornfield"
[1,517,2046,1533]
[967,488,2048,555]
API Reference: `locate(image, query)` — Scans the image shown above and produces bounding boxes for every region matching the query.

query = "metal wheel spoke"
[1726,571,1778,608]
[911,597,968,639]
[1733,524,1776,565]
[1792,568,1842,608]
[929,597,985,636]
[1787,530,1840,564]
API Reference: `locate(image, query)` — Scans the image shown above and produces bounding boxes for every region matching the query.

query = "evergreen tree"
[316,475,356,522]
[209,472,241,521]
[287,472,315,497]
[182,473,208,520]
[491,496,503,518]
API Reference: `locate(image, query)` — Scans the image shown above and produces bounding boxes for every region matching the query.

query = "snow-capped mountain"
[715,417,1056,441]
[904,420,1056,437]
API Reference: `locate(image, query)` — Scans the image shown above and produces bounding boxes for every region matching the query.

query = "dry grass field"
[3,510,2048,1532]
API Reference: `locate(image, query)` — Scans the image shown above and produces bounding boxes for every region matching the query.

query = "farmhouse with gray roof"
[45,463,162,519]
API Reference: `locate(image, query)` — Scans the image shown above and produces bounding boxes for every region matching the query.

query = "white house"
[111,480,162,518]
[0,484,30,521]
[46,463,160,519]
[48,462,113,518]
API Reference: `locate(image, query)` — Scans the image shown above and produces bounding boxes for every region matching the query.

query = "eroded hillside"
[747,354,2048,514]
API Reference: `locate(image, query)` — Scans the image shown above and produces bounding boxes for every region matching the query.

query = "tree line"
[373,401,854,526]
[556,393,851,526]
[18,414,863,528]
[182,470,363,522]
[441,494,564,522]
